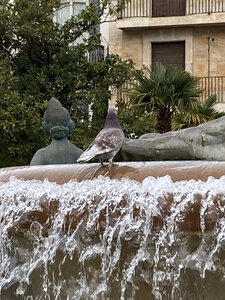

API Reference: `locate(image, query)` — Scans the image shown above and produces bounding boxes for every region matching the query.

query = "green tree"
[0,0,133,166]
[128,63,203,133]
[117,99,156,139]
[0,58,47,167]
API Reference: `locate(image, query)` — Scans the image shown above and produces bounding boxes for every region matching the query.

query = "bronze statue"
[30,97,83,165]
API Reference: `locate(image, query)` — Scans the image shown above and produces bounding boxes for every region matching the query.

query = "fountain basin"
[0,161,224,235]
[1,161,225,299]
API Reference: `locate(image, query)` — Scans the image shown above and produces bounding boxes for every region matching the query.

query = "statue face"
[42,97,74,139]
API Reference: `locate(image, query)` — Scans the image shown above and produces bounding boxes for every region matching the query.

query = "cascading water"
[1,175,225,299]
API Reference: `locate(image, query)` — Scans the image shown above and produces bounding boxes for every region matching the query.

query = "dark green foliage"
[117,101,156,138]
[0,0,133,166]
[0,59,48,166]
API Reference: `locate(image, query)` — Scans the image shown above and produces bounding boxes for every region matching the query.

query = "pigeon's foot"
[108,158,115,168]
[108,163,119,169]
[111,163,118,167]
[99,159,117,168]
[100,160,107,167]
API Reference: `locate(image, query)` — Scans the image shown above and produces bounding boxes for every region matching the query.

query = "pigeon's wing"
[77,128,124,162]
[95,128,124,154]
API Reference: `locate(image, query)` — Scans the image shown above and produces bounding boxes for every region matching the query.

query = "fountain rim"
[1,160,225,184]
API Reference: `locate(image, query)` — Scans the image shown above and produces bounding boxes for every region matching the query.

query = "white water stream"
[0,175,225,299]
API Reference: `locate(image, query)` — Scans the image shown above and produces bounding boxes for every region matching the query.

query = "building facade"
[109,0,225,108]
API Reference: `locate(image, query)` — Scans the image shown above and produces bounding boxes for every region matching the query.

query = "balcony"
[117,0,225,29]
[117,76,225,103]
[70,45,105,62]
[89,45,105,62]
[199,76,225,103]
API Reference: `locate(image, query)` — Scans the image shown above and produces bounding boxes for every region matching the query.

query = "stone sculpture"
[121,116,225,161]
[30,97,83,165]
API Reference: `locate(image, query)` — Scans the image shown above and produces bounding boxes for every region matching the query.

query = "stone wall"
[109,23,225,76]
[193,26,225,77]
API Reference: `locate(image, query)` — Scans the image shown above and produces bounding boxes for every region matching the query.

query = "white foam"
[0,176,225,299]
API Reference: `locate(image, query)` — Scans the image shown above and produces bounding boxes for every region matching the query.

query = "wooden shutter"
[152,0,186,17]
[152,41,185,70]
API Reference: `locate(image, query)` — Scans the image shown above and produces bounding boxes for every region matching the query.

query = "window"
[55,0,104,61]
[56,2,70,25]
[56,1,86,25]
[73,2,86,16]
[152,0,186,17]
[55,1,87,45]
[152,41,185,70]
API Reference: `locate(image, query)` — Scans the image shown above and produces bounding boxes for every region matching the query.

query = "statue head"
[42,97,74,140]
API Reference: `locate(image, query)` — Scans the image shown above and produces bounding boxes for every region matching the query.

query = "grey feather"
[77,108,124,166]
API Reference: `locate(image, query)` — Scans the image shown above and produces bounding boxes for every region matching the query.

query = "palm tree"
[128,63,203,133]
[173,95,225,130]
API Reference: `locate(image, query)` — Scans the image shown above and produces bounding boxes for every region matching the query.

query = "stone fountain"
[1,102,225,299]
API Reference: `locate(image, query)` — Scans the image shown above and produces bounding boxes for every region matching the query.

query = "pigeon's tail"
[77,144,102,163]
[77,154,94,163]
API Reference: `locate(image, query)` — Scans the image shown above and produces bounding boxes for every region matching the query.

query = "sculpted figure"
[30,97,83,165]
[121,116,225,161]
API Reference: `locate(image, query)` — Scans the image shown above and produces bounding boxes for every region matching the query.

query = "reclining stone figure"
[121,116,225,161]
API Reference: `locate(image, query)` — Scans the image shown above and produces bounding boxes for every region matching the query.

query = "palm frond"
[173,95,225,129]
[126,63,223,133]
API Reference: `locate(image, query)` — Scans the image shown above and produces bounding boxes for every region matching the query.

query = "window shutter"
[152,0,186,17]
[152,41,185,70]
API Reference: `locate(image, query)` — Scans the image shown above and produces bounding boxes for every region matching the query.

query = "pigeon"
[77,108,124,166]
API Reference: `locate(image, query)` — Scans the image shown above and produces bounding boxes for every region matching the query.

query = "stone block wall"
[109,22,225,105]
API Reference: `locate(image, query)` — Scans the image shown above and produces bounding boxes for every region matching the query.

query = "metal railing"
[70,45,105,62]
[187,0,225,14]
[199,76,225,102]
[116,76,225,103]
[89,45,105,62]
[118,0,225,18]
